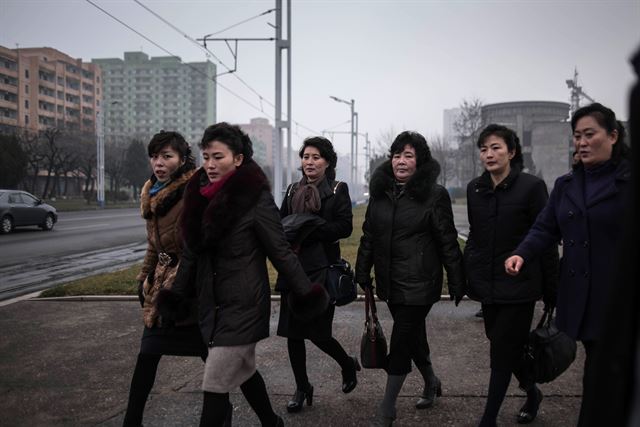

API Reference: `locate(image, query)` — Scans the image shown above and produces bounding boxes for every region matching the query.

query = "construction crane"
[566,67,595,118]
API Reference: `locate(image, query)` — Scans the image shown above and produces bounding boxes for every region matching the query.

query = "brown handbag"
[360,287,388,369]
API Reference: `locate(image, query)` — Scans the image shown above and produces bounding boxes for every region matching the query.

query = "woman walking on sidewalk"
[158,122,329,427]
[275,136,359,414]
[355,131,465,426]
[464,124,559,426]
[123,131,206,427]
[505,103,631,426]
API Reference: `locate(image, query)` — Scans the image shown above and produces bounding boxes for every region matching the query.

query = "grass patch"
[43,203,465,297]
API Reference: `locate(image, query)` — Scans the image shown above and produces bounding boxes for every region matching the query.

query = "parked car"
[0,190,58,234]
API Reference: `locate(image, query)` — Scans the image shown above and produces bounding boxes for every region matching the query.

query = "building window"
[25,100,29,109]
[25,84,29,94]
[25,115,29,125]
[25,69,30,79]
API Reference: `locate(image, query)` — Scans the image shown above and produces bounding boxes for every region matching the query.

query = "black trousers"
[386,304,432,375]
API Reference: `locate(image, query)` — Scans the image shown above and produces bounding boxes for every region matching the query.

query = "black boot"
[342,356,361,393]
[416,376,442,409]
[286,385,313,413]
[517,386,543,424]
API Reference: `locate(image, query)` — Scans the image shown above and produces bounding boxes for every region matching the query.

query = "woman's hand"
[505,255,524,276]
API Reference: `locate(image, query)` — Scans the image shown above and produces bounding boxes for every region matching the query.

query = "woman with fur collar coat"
[356,131,465,426]
[123,131,206,427]
[158,123,328,427]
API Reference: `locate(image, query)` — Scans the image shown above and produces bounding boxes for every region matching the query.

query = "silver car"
[0,190,58,234]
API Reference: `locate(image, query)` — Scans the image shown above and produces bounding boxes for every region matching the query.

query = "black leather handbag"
[360,287,388,369]
[525,308,577,383]
[325,258,357,306]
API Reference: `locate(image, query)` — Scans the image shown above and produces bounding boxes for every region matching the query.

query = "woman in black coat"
[158,123,328,427]
[465,124,559,426]
[276,136,359,413]
[506,103,631,426]
[355,131,465,426]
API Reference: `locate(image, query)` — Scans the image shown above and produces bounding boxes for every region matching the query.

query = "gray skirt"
[202,343,257,393]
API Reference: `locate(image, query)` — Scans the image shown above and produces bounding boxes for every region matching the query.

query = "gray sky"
[1,0,639,156]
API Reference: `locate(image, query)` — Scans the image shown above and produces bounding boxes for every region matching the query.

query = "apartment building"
[92,52,216,145]
[0,45,102,134]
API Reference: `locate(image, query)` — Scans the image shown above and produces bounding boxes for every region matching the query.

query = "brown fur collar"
[181,160,271,252]
[140,169,195,219]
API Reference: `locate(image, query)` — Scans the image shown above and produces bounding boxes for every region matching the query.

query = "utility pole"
[274,0,292,206]
[96,110,105,208]
[329,96,356,191]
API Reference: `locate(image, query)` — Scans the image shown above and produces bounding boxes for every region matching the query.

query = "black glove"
[137,281,145,307]
[358,278,373,291]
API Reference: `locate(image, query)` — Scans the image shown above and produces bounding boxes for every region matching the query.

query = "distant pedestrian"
[275,136,359,414]
[157,122,328,427]
[123,131,205,427]
[355,131,465,426]
[465,124,559,426]
[505,103,631,425]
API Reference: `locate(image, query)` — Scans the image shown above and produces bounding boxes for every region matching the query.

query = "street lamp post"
[96,101,120,209]
[329,95,356,188]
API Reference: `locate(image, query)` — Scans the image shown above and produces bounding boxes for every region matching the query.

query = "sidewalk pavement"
[0,298,583,426]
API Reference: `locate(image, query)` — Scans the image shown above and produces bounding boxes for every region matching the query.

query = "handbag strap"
[364,287,379,324]
[536,307,555,329]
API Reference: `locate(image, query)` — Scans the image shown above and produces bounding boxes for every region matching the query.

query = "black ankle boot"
[517,386,543,424]
[342,356,361,394]
[416,376,442,409]
[286,385,313,413]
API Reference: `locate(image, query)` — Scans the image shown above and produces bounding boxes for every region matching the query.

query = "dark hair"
[476,124,524,170]
[199,122,253,162]
[298,136,338,181]
[147,130,196,171]
[388,131,432,167]
[571,103,629,164]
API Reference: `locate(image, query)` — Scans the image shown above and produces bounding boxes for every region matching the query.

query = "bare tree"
[105,138,128,200]
[454,98,484,183]
[0,133,28,189]
[20,130,44,194]
[429,134,455,188]
[123,139,150,200]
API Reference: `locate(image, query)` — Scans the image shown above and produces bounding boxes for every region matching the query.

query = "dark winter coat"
[167,161,323,347]
[514,160,631,340]
[276,178,353,339]
[137,168,196,328]
[465,169,559,305]
[355,159,465,306]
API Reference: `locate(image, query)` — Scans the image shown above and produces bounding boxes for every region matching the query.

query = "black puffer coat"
[465,169,559,305]
[167,161,326,347]
[355,159,465,305]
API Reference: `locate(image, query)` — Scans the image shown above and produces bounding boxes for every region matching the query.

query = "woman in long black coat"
[276,136,359,413]
[158,123,328,427]
[506,103,631,425]
[465,124,558,426]
[355,131,465,426]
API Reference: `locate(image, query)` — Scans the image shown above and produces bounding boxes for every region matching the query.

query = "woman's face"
[149,145,184,182]
[479,135,513,177]
[391,144,417,183]
[201,140,243,183]
[301,146,328,183]
[573,115,617,168]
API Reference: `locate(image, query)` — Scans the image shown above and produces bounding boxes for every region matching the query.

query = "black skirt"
[140,323,207,358]
[482,301,535,371]
[276,290,335,340]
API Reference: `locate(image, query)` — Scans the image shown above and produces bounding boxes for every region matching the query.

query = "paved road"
[0,208,146,300]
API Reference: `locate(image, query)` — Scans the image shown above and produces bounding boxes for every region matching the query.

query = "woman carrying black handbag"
[275,136,360,414]
[465,124,559,426]
[355,131,465,426]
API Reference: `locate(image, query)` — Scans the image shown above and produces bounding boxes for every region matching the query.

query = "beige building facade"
[0,45,102,134]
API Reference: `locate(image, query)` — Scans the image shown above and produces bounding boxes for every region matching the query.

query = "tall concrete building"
[0,45,102,134]
[442,107,462,148]
[92,52,216,145]
[239,117,275,168]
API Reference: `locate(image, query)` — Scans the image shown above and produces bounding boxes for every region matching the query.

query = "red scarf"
[199,170,236,200]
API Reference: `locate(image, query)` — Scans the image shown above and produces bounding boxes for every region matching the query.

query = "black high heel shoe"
[286,385,313,413]
[416,376,442,409]
[517,386,543,424]
[342,356,361,393]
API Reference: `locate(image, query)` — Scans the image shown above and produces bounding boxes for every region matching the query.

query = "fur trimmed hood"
[181,160,271,252]
[140,168,195,219]
[369,158,441,202]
